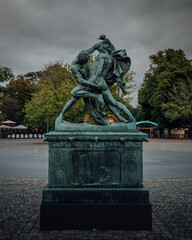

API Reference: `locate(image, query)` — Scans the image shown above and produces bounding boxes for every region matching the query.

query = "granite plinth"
[40,123,151,230]
[40,202,152,230]
[42,186,150,204]
[44,125,147,189]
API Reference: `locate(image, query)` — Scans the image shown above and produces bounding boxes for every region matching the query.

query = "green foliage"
[24,60,136,130]
[0,65,14,83]
[3,75,36,107]
[0,95,6,122]
[138,49,192,127]
[161,77,192,126]
[24,63,86,131]
[88,54,97,73]
[23,71,43,83]
[0,56,136,129]
[1,97,23,123]
[110,70,136,108]
[130,105,145,122]
[0,74,36,124]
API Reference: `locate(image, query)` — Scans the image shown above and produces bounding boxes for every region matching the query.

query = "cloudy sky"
[0,0,192,105]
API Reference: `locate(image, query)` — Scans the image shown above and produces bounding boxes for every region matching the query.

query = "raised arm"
[86,42,102,55]
[98,35,116,52]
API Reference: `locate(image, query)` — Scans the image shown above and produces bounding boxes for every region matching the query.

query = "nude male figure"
[56,36,135,124]
[76,42,135,122]
[56,45,104,123]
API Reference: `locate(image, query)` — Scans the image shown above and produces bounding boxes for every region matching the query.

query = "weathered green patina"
[41,129,151,230]
[40,35,152,230]
[56,35,135,126]
[44,129,147,189]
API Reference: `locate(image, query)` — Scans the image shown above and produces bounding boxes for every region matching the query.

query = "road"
[0,139,191,179]
[143,149,192,179]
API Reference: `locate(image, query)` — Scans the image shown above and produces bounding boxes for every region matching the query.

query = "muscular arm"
[86,35,116,55]
[87,40,115,54]
[86,43,101,55]
[71,63,99,89]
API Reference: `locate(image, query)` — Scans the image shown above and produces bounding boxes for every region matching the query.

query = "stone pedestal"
[40,122,152,230]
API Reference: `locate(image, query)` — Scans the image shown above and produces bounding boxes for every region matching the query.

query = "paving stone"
[0,139,192,239]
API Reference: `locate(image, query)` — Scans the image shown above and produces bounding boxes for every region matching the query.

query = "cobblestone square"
[0,139,191,239]
[0,177,191,240]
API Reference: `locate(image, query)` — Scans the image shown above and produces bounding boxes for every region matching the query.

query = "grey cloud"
[0,0,192,105]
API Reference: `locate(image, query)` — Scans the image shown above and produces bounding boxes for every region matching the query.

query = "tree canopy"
[2,75,36,107]
[138,49,192,127]
[110,70,135,107]
[0,57,136,130]
[0,75,37,124]
[24,63,86,131]
[1,97,23,124]
[24,58,136,131]
[0,65,14,83]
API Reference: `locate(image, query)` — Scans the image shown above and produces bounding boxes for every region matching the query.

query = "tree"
[138,49,192,127]
[110,70,136,108]
[24,63,86,132]
[2,75,36,107]
[1,97,23,124]
[24,71,43,84]
[161,77,192,126]
[0,65,14,83]
[0,95,6,122]
[24,58,136,131]
[0,75,37,124]
[130,105,145,122]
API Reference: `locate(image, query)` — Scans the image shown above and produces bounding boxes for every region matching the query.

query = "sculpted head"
[77,50,90,63]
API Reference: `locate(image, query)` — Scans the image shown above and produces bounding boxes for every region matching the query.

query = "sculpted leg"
[107,105,128,123]
[74,90,104,107]
[56,97,79,123]
[114,101,135,122]
[103,90,135,122]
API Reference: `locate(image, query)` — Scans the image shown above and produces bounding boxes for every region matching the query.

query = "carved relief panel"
[48,145,142,188]
[122,150,142,187]
[72,151,121,186]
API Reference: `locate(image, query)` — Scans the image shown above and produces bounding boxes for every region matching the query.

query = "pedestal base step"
[40,202,152,230]
[42,187,149,204]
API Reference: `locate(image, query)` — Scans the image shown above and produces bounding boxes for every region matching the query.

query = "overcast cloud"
[0,0,192,105]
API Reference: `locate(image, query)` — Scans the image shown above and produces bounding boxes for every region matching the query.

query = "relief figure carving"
[56,168,67,185]
[72,151,120,186]
[98,166,112,184]
[124,152,138,186]
[78,154,92,184]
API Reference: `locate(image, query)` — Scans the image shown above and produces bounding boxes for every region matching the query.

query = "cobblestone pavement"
[0,177,191,240]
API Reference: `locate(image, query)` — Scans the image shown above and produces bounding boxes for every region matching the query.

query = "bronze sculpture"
[56,35,135,125]
[41,36,151,231]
